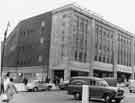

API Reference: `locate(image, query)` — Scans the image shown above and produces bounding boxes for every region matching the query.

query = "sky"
[0,0,135,41]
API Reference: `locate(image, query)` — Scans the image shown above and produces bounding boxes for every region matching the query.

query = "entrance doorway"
[54,70,64,83]
[117,72,131,83]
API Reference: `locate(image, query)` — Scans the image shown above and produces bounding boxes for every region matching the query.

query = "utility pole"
[1,22,10,94]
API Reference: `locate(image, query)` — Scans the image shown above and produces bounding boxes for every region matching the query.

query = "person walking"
[5,78,17,103]
[3,72,10,93]
[1,73,11,102]
[0,77,4,95]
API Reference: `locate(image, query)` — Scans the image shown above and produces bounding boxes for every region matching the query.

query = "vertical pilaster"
[131,38,134,79]
[63,57,70,80]
[113,30,118,79]
[88,19,95,76]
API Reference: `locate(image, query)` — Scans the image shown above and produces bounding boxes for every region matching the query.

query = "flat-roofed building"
[2,4,135,82]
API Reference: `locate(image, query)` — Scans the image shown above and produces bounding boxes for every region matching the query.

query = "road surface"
[1,90,135,103]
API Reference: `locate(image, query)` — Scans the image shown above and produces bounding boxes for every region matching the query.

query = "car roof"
[71,76,103,81]
[102,77,117,81]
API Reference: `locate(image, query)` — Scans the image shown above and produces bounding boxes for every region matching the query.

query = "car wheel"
[115,99,121,103]
[104,94,111,103]
[33,87,38,92]
[129,90,132,93]
[74,92,81,100]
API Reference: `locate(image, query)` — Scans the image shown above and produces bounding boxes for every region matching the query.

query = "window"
[38,56,43,62]
[73,15,88,63]
[71,80,88,85]
[79,52,82,62]
[75,50,78,60]
[41,21,45,27]
[62,14,67,18]
[40,37,44,44]
[61,44,64,57]
[89,79,96,86]
[96,80,109,87]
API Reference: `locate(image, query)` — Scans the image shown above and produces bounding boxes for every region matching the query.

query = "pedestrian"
[23,78,28,85]
[0,77,4,95]
[4,72,10,93]
[5,78,17,103]
[60,77,64,84]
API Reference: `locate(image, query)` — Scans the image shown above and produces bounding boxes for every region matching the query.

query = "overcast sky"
[0,0,135,41]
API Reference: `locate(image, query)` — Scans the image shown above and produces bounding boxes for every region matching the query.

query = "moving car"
[26,80,51,92]
[67,76,124,103]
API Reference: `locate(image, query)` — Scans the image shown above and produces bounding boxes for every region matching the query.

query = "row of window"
[16,55,43,66]
[94,23,114,64]
[117,34,132,66]
[20,21,45,39]
[72,15,88,62]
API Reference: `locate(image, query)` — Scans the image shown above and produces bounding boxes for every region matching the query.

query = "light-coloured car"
[13,78,27,92]
[26,80,50,92]
[59,80,69,90]
[128,80,135,93]
[14,83,27,92]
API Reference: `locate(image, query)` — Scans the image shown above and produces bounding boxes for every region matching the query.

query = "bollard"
[82,85,89,103]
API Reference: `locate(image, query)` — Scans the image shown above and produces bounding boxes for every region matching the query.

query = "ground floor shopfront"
[2,66,49,81]
[2,62,134,83]
[50,61,134,83]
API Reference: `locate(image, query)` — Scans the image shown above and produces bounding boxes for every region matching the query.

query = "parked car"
[26,80,51,92]
[67,76,124,103]
[13,78,27,92]
[128,79,135,93]
[59,80,69,90]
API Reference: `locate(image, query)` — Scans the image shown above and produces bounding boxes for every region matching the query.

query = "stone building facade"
[2,4,135,81]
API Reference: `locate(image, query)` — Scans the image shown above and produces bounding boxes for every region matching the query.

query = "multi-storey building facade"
[2,4,135,82]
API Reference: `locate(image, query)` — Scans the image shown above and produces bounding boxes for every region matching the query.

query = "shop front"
[116,66,132,83]
[71,70,88,77]
[117,72,131,83]
[93,69,113,78]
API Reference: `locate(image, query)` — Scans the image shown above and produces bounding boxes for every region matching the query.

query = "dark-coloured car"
[67,76,124,103]
[103,77,117,87]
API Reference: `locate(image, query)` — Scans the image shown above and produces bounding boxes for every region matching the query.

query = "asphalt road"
[8,91,102,103]
[1,90,135,103]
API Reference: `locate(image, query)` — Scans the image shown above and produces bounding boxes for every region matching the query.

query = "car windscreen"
[97,80,109,87]
[103,78,117,87]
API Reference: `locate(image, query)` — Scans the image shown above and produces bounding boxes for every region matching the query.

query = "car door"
[70,79,88,94]
[89,79,106,99]
[38,81,47,90]
[89,79,97,99]
[94,80,105,98]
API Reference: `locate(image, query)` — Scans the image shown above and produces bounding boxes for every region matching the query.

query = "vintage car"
[26,80,51,92]
[59,80,69,90]
[128,79,135,93]
[67,76,124,103]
